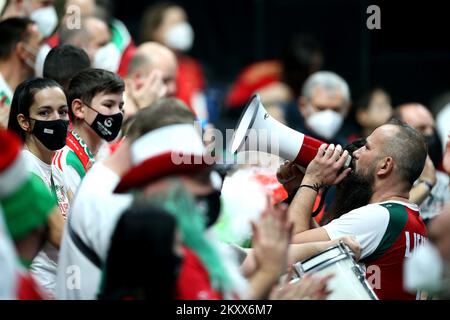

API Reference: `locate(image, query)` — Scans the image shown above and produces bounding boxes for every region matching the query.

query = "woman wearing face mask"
[7,77,70,295]
[140,2,208,119]
[52,68,125,201]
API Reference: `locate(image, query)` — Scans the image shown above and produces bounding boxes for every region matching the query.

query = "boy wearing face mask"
[52,68,125,201]
[0,17,43,128]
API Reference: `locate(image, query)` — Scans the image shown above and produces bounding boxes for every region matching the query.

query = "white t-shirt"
[22,150,70,296]
[323,200,420,259]
[56,162,132,300]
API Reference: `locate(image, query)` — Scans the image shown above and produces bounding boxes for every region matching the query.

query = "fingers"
[334,167,351,185]
[323,144,335,159]
[316,144,327,159]
[251,221,259,244]
[335,149,349,167]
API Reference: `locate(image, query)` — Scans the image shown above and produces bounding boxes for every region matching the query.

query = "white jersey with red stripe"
[323,200,427,300]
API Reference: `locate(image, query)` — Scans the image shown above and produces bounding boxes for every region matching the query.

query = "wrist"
[302,176,321,186]
[418,179,434,192]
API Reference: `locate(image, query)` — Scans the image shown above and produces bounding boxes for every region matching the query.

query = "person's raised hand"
[303,144,351,187]
[276,161,305,194]
[270,273,333,300]
[419,154,437,187]
[251,198,293,279]
[129,69,167,109]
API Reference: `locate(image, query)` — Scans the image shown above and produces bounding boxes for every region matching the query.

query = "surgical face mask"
[164,22,194,52]
[34,44,51,77]
[306,109,344,140]
[84,103,123,142]
[404,241,445,293]
[31,118,69,151]
[23,44,38,70]
[30,6,58,38]
[93,43,121,73]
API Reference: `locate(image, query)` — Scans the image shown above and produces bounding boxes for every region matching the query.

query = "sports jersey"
[22,149,70,296]
[52,130,94,201]
[56,162,133,300]
[323,200,427,300]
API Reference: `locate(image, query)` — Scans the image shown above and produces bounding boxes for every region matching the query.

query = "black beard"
[321,168,374,225]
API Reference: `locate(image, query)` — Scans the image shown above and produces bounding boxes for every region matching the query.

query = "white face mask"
[34,44,51,77]
[30,6,58,38]
[23,44,38,71]
[404,241,445,293]
[306,109,344,140]
[92,43,121,73]
[164,22,194,52]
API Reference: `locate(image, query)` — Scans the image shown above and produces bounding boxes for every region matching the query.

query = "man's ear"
[71,99,85,120]
[298,96,309,118]
[15,41,28,61]
[17,114,31,132]
[376,156,394,177]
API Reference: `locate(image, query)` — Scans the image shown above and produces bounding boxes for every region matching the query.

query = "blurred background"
[110,0,450,108]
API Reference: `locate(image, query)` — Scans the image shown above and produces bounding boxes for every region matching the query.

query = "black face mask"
[31,118,69,151]
[85,104,123,142]
[195,190,222,228]
[425,132,443,168]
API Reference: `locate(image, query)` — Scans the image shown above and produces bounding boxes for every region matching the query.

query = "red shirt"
[176,246,223,300]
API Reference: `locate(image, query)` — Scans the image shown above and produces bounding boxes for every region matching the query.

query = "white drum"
[292,242,378,300]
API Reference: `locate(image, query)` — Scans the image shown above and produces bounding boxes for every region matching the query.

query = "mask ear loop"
[81,101,99,127]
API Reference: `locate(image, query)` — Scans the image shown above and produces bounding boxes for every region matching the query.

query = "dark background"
[114,0,450,109]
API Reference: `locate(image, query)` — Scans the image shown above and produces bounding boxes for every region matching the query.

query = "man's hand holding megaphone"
[277,161,305,195]
[278,144,351,194]
[301,144,352,189]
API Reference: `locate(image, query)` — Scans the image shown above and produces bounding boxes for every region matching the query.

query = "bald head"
[395,103,435,136]
[132,42,177,96]
[381,121,427,186]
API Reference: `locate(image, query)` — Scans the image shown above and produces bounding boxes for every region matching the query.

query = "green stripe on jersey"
[66,150,86,179]
[364,202,408,262]
[1,174,56,240]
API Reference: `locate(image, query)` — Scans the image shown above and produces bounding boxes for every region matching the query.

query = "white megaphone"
[230,94,352,168]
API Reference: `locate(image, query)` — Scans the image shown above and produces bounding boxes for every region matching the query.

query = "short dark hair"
[0,17,35,60]
[385,119,427,186]
[8,78,64,142]
[67,68,125,122]
[43,45,91,93]
[127,98,195,141]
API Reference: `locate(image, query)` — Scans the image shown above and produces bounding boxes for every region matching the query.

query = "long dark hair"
[98,204,181,300]
[7,78,64,142]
